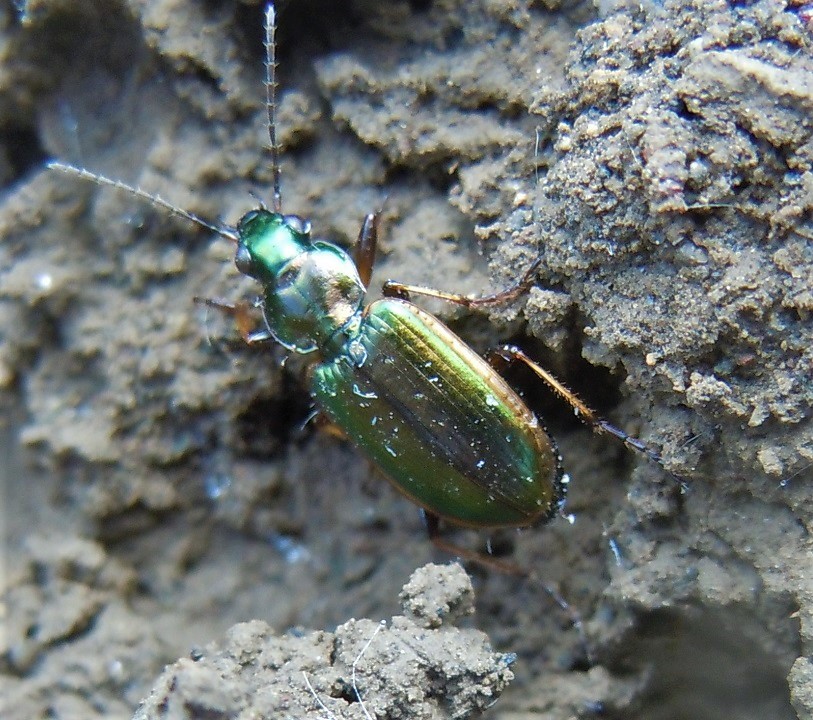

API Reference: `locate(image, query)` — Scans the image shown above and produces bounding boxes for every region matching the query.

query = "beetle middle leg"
[382,258,541,306]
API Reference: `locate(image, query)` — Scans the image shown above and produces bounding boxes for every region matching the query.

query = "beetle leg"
[527,571,594,667]
[308,410,349,440]
[382,258,541,307]
[355,212,380,288]
[425,512,594,662]
[423,511,527,576]
[194,297,272,344]
[487,345,682,482]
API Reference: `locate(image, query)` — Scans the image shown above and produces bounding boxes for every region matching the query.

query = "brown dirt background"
[1,0,811,718]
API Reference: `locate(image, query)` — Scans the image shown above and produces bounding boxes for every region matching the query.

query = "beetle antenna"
[264,3,282,213]
[48,161,239,243]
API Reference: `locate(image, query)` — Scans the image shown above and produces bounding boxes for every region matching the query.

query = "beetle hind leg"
[423,511,527,576]
[487,345,685,485]
[425,512,594,664]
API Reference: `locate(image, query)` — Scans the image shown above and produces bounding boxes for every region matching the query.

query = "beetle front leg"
[382,258,541,307]
[193,297,272,344]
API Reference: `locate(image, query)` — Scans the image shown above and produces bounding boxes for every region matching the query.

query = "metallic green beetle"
[50,3,672,570]
[233,207,564,532]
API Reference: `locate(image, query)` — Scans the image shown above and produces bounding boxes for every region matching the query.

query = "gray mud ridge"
[1,1,812,719]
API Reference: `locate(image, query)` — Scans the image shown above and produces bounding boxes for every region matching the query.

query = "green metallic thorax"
[236,209,365,354]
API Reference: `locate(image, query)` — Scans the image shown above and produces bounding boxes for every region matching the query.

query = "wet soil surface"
[1,1,811,718]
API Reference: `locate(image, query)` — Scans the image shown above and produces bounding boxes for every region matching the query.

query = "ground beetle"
[50,4,675,572]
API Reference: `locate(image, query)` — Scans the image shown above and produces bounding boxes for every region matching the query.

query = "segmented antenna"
[48,161,239,243]
[264,3,282,213]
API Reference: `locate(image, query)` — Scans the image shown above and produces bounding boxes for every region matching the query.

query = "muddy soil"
[1,1,811,719]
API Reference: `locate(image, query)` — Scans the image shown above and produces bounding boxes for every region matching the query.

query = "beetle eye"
[235,244,253,276]
[283,214,311,236]
[242,209,259,225]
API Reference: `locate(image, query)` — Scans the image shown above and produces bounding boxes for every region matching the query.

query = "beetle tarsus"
[528,572,595,667]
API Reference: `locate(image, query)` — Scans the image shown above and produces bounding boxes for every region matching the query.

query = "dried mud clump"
[132,563,514,720]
